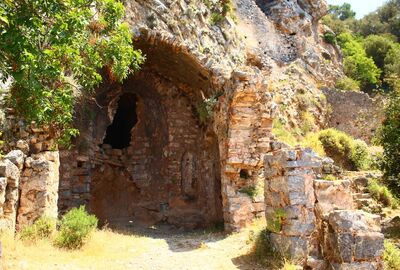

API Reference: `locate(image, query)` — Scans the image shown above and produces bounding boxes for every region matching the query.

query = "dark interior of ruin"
[102,93,138,149]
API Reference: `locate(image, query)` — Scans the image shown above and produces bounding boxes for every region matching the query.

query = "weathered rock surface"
[0,157,20,231]
[17,151,60,228]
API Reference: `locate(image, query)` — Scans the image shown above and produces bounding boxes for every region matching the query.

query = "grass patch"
[252,229,285,268]
[323,174,336,181]
[19,216,56,243]
[272,119,298,147]
[368,179,399,208]
[300,111,315,134]
[1,229,151,270]
[384,241,400,270]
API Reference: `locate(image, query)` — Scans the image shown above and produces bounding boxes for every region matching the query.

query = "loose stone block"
[354,232,384,261]
[0,159,20,185]
[314,180,354,219]
[328,210,381,233]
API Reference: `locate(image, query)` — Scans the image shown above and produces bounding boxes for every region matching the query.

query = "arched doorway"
[87,73,224,229]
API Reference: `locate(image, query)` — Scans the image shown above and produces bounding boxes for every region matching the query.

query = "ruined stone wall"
[0,149,59,231]
[264,147,384,269]
[58,71,227,229]
[323,88,385,143]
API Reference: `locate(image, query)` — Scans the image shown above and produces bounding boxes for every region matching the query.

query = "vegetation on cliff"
[323,0,400,94]
[0,0,144,145]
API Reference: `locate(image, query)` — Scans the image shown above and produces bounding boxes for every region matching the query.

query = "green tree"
[379,80,400,193]
[0,0,144,145]
[328,3,356,21]
[353,0,400,40]
[384,44,400,80]
[337,33,382,91]
[363,35,396,70]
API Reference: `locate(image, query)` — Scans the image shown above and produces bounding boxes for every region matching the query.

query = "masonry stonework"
[264,147,384,269]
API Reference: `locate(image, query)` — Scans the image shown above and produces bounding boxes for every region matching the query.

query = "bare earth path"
[3,222,265,270]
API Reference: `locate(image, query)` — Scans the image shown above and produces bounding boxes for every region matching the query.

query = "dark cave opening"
[103,93,138,149]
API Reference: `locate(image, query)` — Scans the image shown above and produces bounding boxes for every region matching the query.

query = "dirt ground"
[2,221,266,270]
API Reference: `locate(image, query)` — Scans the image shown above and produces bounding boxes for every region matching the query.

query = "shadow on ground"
[105,220,229,252]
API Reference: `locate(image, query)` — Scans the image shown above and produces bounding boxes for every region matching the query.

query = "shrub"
[252,229,285,268]
[55,206,98,249]
[335,76,361,91]
[351,139,372,171]
[318,129,371,171]
[210,12,225,25]
[300,132,326,156]
[323,31,337,45]
[368,178,398,208]
[384,241,400,270]
[196,95,218,124]
[19,216,56,242]
[379,85,400,193]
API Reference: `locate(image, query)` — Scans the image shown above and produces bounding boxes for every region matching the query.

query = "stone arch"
[58,35,225,230]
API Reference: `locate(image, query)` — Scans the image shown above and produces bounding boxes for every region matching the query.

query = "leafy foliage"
[384,240,400,270]
[328,3,356,21]
[379,82,400,193]
[354,0,400,40]
[19,216,56,242]
[55,205,98,249]
[323,31,337,45]
[363,35,397,70]
[322,1,399,93]
[266,208,286,234]
[196,94,219,124]
[338,33,382,91]
[335,76,360,91]
[368,178,398,208]
[318,129,371,171]
[0,0,144,145]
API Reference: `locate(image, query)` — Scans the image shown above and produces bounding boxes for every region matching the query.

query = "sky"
[327,0,387,18]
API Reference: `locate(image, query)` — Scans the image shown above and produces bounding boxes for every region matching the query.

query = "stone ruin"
[0,0,386,269]
[265,146,384,269]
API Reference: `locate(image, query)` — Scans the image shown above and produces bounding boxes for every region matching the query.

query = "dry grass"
[0,220,271,270]
[1,229,151,270]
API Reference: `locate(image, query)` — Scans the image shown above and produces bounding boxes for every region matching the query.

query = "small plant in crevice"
[210,12,225,25]
[239,185,258,198]
[323,31,337,45]
[205,0,236,25]
[266,208,286,234]
[196,94,219,124]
